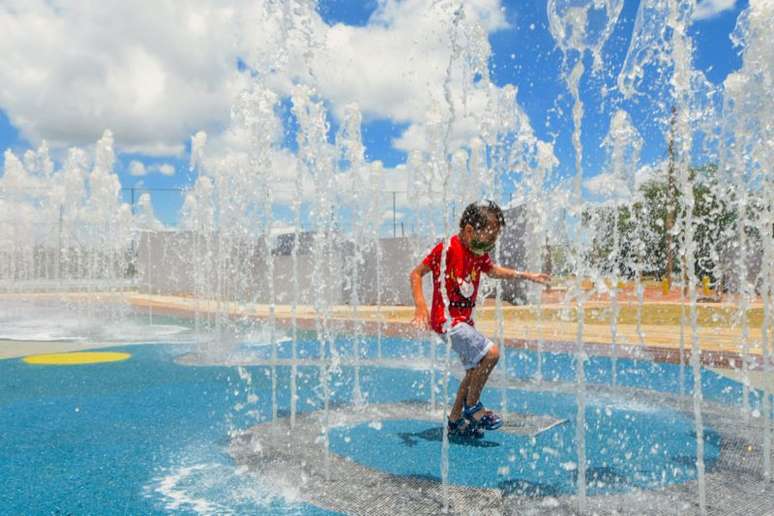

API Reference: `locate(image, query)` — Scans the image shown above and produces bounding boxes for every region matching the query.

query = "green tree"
[583,164,738,282]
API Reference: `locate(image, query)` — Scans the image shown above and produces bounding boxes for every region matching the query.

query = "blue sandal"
[447,417,484,439]
[463,401,503,431]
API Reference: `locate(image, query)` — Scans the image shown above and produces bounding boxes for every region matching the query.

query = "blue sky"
[0,0,750,225]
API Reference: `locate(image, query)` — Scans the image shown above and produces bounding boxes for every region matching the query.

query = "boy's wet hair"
[459,200,506,231]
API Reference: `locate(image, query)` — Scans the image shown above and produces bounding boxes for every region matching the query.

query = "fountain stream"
[2,0,774,512]
[547,2,624,509]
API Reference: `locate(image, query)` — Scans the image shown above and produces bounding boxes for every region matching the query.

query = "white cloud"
[316,8,498,120]
[128,160,147,176]
[694,0,737,20]
[382,209,404,223]
[1,0,517,174]
[0,0,249,155]
[243,0,510,153]
[156,164,175,176]
[583,172,629,199]
[128,160,175,176]
[583,160,665,200]
[634,161,664,188]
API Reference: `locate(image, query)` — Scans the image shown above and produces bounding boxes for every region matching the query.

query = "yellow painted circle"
[23,352,131,365]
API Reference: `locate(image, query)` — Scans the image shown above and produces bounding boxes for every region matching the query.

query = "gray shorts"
[446,322,494,370]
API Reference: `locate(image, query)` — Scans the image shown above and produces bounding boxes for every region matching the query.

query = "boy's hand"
[411,307,430,330]
[525,272,552,285]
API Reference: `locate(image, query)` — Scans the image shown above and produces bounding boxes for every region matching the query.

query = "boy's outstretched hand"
[525,272,551,285]
[411,307,430,330]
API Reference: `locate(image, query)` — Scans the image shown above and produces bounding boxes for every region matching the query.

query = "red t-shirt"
[422,235,493,334]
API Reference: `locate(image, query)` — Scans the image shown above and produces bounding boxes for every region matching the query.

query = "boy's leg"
[446,323,501,427]
[464,345,500,419]
[450,370,473,421]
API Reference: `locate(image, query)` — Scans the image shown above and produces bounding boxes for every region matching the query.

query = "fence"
[0,199,533,302]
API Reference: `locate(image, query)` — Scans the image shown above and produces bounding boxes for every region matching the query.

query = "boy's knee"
[486,344,500,363]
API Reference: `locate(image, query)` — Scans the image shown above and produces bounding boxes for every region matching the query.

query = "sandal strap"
[463,401,484,419]
[447,417,465,430]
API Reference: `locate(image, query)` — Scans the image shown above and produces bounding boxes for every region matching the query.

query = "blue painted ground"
[0,330,765,514]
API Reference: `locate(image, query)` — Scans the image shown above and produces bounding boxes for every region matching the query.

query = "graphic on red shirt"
[422,235,493,334]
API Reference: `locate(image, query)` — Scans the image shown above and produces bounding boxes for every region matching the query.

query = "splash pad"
[1,0,772,513]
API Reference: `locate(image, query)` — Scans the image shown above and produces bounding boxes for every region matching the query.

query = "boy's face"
[462,214,500,256]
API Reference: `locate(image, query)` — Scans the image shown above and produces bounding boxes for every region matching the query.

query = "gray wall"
[342,237,417,306]
[498,205,529,304]
[137,232,421,305]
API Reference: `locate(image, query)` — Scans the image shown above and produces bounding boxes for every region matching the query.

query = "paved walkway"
[125,293,768,358]
[123,293,773,383]
[1,292,771,390]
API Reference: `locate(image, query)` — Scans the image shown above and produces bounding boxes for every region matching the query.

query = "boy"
[409,200,550,436]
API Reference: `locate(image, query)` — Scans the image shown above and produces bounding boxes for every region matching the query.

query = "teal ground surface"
[0,332,762,514]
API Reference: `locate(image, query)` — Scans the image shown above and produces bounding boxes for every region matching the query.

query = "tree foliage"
[582,164,744,283]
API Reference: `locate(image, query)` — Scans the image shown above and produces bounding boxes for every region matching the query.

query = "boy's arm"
[486,264,551,285]
[410,263,432,329]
